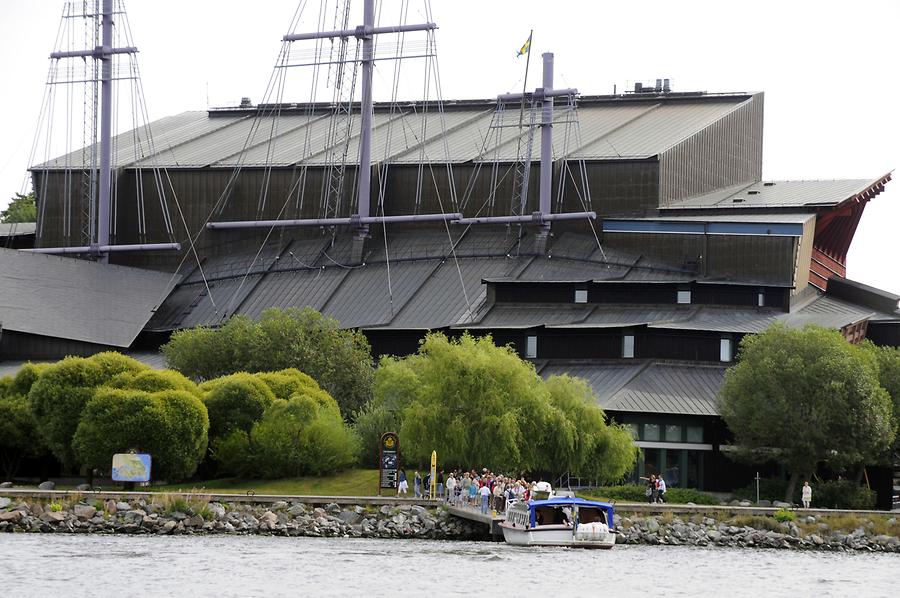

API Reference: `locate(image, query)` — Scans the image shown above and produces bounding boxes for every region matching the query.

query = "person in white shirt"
[656,475,667,503]
[445,473,457,503]
[801,481,812,509]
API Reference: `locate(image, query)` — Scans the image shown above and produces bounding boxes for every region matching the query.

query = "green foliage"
[0,375,11,397]
[732,478,793,503]
[254,368,320,401]
[88,352,149,380]
[107,369,200,395]
[29,357,105,468]
[10,363,49,396]
[813,480,876,510]
[367,333,636,482]
[773,508,795,522]
[861,341,900,448]
[584,485,720,505]
[163,307,374,418]
[353,401,400,467]
[0,392,49,479]
[201,372,276,439]
[719,324,895,479]
[73,387,209,481]
[218,390,360,478]
[1,192,36,223]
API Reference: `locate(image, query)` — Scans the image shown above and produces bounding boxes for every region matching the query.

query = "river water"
[0,535,895,597]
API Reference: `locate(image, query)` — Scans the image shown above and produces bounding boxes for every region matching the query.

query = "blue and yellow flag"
[516,33,532,58]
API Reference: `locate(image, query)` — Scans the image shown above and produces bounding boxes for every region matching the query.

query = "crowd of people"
[397,468,537,514]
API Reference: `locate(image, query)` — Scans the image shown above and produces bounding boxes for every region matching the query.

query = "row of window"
[572,289,766,307]
[627,422,704,444]
[524,335,733,362]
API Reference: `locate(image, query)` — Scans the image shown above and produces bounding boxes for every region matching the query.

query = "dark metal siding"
[658,94,763,206]
[0,330,112,360]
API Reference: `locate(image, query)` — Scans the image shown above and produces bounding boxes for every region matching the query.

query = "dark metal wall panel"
[561,160,660,216]
[0,330,111,361]
[658,94,763,206]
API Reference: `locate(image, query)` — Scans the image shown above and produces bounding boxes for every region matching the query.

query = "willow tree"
[719,324,895,501]
[361,332,637,481]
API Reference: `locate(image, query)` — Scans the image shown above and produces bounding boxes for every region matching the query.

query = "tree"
[0,391,49,480]
[861,341,900,449]
[719,324,895,501]
[201,372,276,440]
[214,385,359,477]
[0,192,36,223]
[362,332,637,482]
[163,307,374,418]
[73,388,208,481]
[28,353,147,469]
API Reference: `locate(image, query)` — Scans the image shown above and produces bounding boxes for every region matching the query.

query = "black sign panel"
[379,432,399,489]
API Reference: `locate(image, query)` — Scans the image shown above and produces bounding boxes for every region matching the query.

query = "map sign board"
[379,432,399,489]
[111,453,152,482]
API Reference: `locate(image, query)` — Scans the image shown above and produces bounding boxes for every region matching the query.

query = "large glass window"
[677,290,692,304]
[525,336,537,359]
[623,334,635,359]
[626,423,639,439]
[665,450,681,487]
[686,425,704,443]
[665,424,681,442]
[643,423,660,441]
[643,448,661,477]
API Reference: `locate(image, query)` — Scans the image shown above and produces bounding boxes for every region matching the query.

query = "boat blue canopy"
[528,497,614,528]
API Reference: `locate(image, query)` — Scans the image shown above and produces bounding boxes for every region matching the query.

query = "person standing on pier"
[414,471,422,498]
[398,469,409,497]
[802,481,812,509]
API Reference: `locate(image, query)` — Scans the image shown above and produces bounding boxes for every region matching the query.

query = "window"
[626,423,639,439]
[643,424,660,441]
[574,289,588,304]
[622,334,635,358]
[525,336,537,359]
[757,291,765,307]
[677,290,692,304]
[686,426,703,443]
[720,338,732,362]
[665,424,681,442]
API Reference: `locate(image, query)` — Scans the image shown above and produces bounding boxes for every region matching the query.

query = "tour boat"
[499,496,617,548]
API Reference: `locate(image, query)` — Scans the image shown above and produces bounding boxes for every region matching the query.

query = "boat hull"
[499,522,615,549]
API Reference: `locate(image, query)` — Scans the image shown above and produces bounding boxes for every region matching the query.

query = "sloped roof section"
[0,249,179,347]
[539,360,725,415]
[0,223,36,237]
[33,93,757,170]
[667,174,891,210]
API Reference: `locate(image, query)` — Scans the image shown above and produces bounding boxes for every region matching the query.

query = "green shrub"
[246,393,359,477]
[87,352,148,380]
[353,401,400,467]
[254,368,320,401]
[201,373,276,439]
[73,387,209,481]
[773,508,795,522]
[0,375,11,397]
[0,392,49,479]
[10,363,50,396]
[209,429,252,477]
[733,478,876,509]
[813,480,876,510]
[29,357,105,468]
[107,369,200,395]
[584,484,720,505]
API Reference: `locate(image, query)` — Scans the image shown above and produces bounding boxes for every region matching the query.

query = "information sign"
[111,453,152,482]
[379,432,399,489]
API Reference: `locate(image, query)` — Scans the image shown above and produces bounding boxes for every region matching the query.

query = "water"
[0,535,895,597]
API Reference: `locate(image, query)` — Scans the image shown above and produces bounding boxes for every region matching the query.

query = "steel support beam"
[206,213,463,230]
[454,211,595,226]
[21,243,182,255]
[283,22,435,42]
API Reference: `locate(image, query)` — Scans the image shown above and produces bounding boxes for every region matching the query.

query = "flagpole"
[517,30,533,132]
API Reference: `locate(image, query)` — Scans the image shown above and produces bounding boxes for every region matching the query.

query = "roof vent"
[763,182,775,187]
[239,97,252,108]
[747,190,759,195]
[732,198,744,203]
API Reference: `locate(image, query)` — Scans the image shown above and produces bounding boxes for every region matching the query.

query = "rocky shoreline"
[0,496,483,540]
[1,495,897,552]
[613,513,900,553]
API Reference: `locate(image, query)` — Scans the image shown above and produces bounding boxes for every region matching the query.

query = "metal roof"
[0,223,37,237]
[33,94,756,170]
[0,351,166,378]
[666,175,891,210]
[0,249,179,347]
[539,360,726,416]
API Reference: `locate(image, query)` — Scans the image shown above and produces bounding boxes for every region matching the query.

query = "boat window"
[578,508,607,525]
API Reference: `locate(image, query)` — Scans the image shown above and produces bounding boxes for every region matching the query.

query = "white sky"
[0,0,897,294]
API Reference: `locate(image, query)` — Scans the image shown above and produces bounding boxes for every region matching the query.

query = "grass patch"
[151,468,382,497]
[773,508,795,523]
[152,490,211,516]
[728,514,782,532]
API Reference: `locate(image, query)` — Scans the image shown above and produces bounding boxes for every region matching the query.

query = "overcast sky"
[1,0,896,294]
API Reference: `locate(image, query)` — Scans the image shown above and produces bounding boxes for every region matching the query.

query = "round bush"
[88,351,149,381]
[255,368,320,401]
[107,369,200,395]
[202,372,276,439]
[73,388,209,481]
